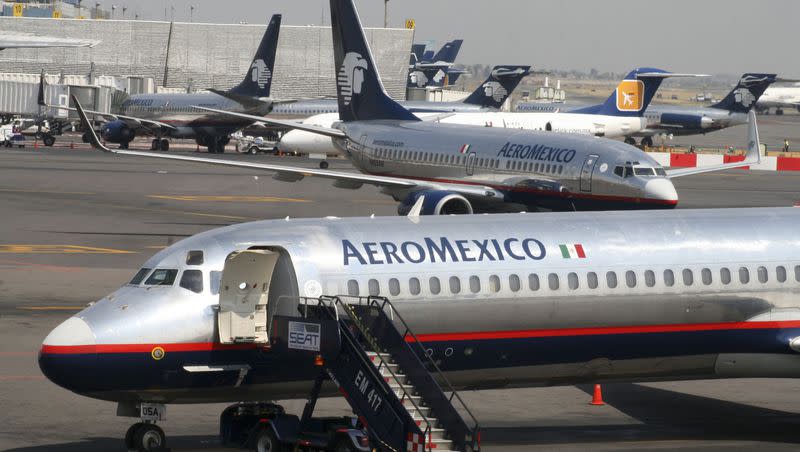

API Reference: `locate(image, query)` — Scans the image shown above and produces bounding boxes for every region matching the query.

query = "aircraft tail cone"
[590,384,605,406]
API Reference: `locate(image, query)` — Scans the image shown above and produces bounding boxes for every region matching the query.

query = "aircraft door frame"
[579,154,600,192]
[466,152,477,176]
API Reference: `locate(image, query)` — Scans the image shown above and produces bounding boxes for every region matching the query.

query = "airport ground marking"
[148,194,311,203]
[0,188,96,195]
[0,245,135,254]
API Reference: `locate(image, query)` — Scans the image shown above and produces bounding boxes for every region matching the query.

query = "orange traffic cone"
[590,384,605,406]
[34,140,39,149]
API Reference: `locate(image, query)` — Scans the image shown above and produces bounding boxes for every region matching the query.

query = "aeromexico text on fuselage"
[342,236,546,266]
[375,139,577,164]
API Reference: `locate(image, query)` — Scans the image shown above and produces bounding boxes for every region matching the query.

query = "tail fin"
[422,49,434,61]
[229,14,281,98]
[432,39,463,64]
[573,67,684,117]
[462,65,530,108]
[410,43,426,66]
[711,73,777,113]
[330,0,418,122]
[37,70,46,106]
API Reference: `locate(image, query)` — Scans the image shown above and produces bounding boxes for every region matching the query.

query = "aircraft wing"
[666,111,760,178]
[193,106,346,139]
[50,104,178,131]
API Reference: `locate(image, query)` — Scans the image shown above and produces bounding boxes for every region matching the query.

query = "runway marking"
[148,195,310,203]
[145,245,168,249]
[88,201,255,221]
[0,259,87,272]
[0,188,96,195]
[16,306,84,311]
[0,245,135,254]
[0,375,46,381]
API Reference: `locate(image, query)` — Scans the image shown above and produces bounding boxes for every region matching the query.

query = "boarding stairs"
[271,295,480,452]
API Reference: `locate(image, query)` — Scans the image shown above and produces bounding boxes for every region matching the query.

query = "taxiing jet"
[41,15,282,153]
[74,0,757,214]
[756,82,800,115]
[271,64,530,119]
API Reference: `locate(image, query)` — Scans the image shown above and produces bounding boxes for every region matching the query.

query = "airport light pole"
[384,0,388,27]
[122,6,127,19]
[111,5,116,19]
[190,5,195,23]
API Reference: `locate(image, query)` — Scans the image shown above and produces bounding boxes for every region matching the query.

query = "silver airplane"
[74,0,756,214]
[41,15,282,153]
[39,204,800,448]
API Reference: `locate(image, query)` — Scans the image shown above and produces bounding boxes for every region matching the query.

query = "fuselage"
[270,98,488,119]
[757,86,800,110]
[39,207,800,404]
[635,104,746,137]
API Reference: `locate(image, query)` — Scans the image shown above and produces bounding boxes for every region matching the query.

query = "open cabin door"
[217,249,280,344]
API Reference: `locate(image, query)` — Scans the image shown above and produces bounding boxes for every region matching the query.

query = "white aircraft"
[756,84,800,115]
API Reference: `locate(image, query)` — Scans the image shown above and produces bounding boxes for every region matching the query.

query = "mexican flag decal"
[459,144,471,154]
[559,243,586,259]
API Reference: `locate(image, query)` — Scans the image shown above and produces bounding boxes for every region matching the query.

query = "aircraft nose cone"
[39,317,97,393]
[644,178,679,205]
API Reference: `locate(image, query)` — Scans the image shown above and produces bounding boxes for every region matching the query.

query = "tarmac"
[3,119,800,451]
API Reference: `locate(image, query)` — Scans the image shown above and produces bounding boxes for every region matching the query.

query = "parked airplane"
[0,32,99,50]
[39,204,800,449]
[41,15,282,153]
[277,67,705,159]
[74,0,757,214]
[408,39,466,88]
[756,83,800,115]
[516,74,777,147]
[271,64,530,119]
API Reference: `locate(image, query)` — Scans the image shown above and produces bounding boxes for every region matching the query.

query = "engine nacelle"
[101,120,135,143]
[659,113,708,130]
[278,129,340,156]
[397,190,473,216]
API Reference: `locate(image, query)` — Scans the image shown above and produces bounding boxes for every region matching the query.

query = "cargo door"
[217,249,279,344]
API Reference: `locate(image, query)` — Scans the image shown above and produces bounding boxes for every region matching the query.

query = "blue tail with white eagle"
[462,65,530,109]
[711,73,776,113]
[330,0,418,122]
[229,14,281,98]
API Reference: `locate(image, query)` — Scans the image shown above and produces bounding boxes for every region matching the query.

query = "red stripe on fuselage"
[409,320,800,343]
[40,342,261,355]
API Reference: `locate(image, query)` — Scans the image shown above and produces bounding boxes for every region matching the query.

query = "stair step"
[383,373,408,385]
[426,438,454,450]
[427,428,447,440]
[414,417,439,430]
[365,351,392,362]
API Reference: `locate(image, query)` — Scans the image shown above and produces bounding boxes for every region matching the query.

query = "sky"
[106,0,800,76]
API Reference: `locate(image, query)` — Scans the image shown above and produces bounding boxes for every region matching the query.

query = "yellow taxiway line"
[0,245,135,254]
[148,195,310,203]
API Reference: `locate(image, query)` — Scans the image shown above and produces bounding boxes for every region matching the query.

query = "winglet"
[407,194,424,218]
[71,95,114,153]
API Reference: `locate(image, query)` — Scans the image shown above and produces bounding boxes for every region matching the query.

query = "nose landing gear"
[124,422,168,452]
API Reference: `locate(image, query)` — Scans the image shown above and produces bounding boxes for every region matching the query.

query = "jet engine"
[660,113,714,130]
[397,190,473,216]
[101,120,135,144]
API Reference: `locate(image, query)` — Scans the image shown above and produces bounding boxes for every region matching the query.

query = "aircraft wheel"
[623,137,636,145]
[82,133,91,143]
[124,422,144,450]
[334,438,356,452]
[319,160,329,169]
[43,134,55,147]
[132,423,166,452]
[150,139,159,150]
[254,428,282,452]
[249,146,259,155]
[119,141,129,150]
[640,137,653,147]
[160,139,170,152]
[776,109,784,116]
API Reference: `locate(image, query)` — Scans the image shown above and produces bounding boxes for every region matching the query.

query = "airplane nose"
[644,178,679,205]
[39,317,97,393]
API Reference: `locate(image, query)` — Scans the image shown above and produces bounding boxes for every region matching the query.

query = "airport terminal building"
[0,17,413,100]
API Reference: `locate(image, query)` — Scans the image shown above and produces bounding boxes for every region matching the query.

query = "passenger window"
[795,265,800,282]
[739,267,750,284]
[347,280,360,296]
[129,267,152,285]
[720,267,731,285]
[682,269,693,286]
[179,270,203,293]
[528,274,540,291]
[701,268,712,285]
[368,279,380,296]
[757,266,768,284]
[469,276,481,293]
[568,272,579,290]
[606,271,618,289]
[429,277,441,295]
[509,274,520,292]
[449,276,461,294]
[548,273,559,290]
[587,272,598,289]
[644,270,655,287]
[489,275,501,293]
[210,271,221,295]
[389,278,401,296]
[625,271,636,288]
[186,250,204,265]
[409,277,421,295]
[777,266,787,283]
[664,269,675,287]
[144,269,178,286]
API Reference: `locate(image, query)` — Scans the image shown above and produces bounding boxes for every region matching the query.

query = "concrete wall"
[0,17,413,100]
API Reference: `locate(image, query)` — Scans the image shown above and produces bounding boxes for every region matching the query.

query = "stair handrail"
[309,295,432,450]
[364,295,480,444]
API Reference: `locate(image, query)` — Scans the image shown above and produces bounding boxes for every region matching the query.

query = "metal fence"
[0,17,413,100]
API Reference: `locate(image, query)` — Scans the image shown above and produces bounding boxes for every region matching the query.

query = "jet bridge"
[270,295,481,452]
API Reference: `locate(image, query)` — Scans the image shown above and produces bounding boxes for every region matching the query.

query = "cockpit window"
[144,269,178,286]
[129,268,152,285]
[654,167,667,176]
[613,166,633,178]
[186,250,204,265]
[633,167,656,176]
[179,270,203,293]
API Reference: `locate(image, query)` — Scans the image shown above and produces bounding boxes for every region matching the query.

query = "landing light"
[314,355,325,366]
